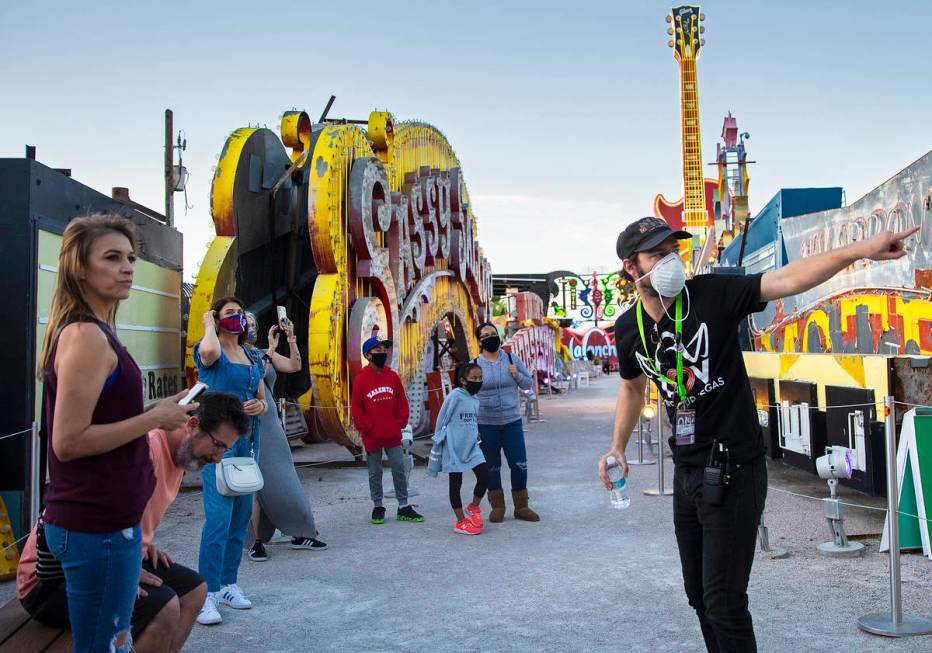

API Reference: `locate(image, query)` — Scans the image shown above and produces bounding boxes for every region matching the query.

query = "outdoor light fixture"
[642,404,656,420]
[815,446,864,558]
[816,446,854,480]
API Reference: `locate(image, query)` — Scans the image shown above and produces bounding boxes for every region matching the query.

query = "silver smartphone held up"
[179,382,208,406]
[276,305,290,328]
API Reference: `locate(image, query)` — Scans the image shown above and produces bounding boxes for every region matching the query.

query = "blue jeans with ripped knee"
[44,523,141,653]
[478,419,528,492]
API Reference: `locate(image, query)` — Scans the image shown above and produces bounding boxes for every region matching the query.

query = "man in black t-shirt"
[598,216,918,653]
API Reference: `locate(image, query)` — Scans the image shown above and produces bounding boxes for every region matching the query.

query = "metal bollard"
[628,417,656,466]
[644,395,672,496]
[857,396,932,637]
[757,515,789,559]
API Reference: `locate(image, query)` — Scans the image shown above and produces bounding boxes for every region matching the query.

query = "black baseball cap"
[615,216,692,260]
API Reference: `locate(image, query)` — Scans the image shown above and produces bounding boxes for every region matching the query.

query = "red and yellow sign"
[186,109,492,445]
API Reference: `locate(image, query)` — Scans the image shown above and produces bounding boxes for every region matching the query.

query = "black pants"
[448,463,489,509]
[673,456,767,653]
[22,560,204,639]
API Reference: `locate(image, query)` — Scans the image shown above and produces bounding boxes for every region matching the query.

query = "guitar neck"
[679,58,706,226]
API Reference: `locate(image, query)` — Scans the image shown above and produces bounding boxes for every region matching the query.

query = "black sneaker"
[396,505,425,522]
[371,507,386,524]
[290,537,328,551]
[248,541,268,562]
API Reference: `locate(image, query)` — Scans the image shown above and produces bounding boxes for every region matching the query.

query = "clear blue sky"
[3,1,930,278]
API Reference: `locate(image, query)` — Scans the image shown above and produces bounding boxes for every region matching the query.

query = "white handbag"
[215,435,264,496]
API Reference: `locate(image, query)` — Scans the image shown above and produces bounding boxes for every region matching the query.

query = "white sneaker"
[217,583,253,609]
[197,593,222,625]
[269,529,290,544]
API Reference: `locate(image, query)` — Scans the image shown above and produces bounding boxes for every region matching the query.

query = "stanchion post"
[628,416,656,466]
[644,394,671,496]
[29,421,40,528]
[857,396,932,637]
[757,514,788,559]
[637,420,643,460]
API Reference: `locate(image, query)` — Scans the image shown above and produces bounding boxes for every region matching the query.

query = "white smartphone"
[276,305,290,327]
[179,382,208,406]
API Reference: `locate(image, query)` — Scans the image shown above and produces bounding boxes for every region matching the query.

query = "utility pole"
[164,109,173,227]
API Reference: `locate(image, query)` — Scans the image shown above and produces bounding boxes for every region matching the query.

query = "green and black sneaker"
[371,506,386,525]
[396,505,425,522]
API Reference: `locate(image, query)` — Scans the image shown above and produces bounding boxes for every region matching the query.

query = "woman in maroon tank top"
[36,215,196,653]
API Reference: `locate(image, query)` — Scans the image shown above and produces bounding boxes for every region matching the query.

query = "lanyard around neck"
[636,293,687,404]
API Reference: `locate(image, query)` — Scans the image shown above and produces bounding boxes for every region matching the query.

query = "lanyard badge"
[636,293,695,445]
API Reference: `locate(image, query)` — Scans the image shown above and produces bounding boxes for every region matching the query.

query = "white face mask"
[636,252,686,298]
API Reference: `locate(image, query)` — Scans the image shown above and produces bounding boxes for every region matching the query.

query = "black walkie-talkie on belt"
[703,440,731,506]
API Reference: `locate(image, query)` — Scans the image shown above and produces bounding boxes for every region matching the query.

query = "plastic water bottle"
[606,455,630,509]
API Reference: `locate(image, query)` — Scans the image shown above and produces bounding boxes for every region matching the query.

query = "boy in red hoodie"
[351,337,425,524]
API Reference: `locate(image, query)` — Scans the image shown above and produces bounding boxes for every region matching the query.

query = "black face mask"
[480,335,501,353]
[465,380,483,395]
[369,352,388,368]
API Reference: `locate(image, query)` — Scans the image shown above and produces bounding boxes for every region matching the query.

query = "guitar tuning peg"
[667,40,675,48]
[667,27,674,35]
[666,15,673,23]
[699,39,705,46]
[699,13,705,20]
[699,26,705,34]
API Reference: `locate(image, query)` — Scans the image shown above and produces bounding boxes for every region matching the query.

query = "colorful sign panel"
[561,327,618,363]
[547,272,635,328]
[505,324,558,376]
[752,150,932,355]
[186,110,492,445]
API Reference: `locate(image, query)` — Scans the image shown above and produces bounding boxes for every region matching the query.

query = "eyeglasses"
[202,431,231,453]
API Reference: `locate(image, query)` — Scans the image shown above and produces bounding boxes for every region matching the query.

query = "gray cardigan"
[427,388,485,476]
[473,351,534,426]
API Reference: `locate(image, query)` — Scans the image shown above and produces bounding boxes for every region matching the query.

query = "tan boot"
[512,489,540,521]
[487,489,506,523]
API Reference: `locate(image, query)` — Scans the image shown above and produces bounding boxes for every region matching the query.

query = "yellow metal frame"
[184,236,236,384]
[743,351,891,411]
[210,128,259,237]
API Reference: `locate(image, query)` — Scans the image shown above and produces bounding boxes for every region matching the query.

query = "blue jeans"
[44,523,141,653]
[198,435,257,592]
[478,419,528,492]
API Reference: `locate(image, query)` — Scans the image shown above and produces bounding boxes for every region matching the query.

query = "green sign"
[881,410,932,558]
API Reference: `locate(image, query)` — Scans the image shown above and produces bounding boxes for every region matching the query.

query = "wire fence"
[0,427,33,442]
[755,399,932,411]
[5,393,930,517]
[768,485,931,524]
[1,532,30,554]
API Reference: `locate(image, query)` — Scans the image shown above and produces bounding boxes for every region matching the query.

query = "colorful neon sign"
[548,272,634,328]
[186,110,492,444]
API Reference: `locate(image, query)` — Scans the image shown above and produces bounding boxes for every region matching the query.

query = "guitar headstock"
[666,5,705,62]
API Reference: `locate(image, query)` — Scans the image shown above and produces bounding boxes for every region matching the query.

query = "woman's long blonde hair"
[37,214,139,380]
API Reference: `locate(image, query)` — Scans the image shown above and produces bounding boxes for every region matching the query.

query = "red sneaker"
[454,518,481,536]
[466,503,484,529]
